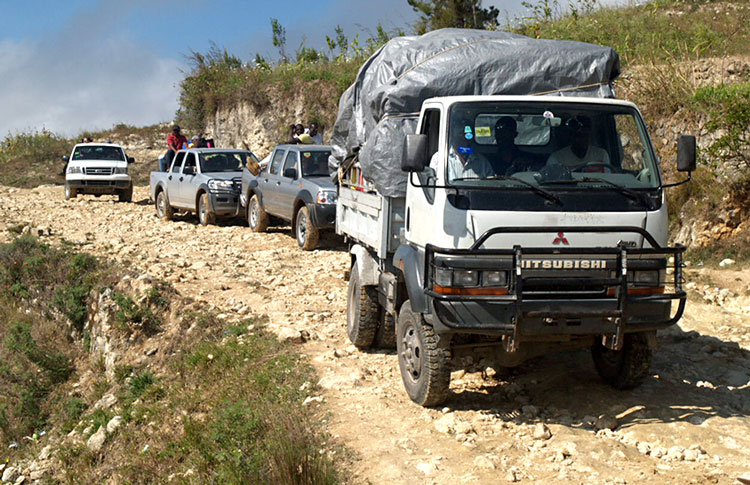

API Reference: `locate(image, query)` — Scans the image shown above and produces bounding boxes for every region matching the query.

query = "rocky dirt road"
[1,184,749,484]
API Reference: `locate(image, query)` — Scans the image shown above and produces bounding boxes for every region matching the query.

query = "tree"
[407,0,500,34]
[270,17,288,63]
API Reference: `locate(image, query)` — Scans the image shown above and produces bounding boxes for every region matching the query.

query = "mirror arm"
[660,172,692,189]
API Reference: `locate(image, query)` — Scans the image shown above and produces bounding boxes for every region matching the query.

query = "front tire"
[295,205,319,251]
[64,183,77,200]
[198,193,215,226]
[118,185,133,202]
[592,332,652,389]
[397,301,451,406]
[155,190,173,221]
[248,194,269,232]
[346,261,379,348]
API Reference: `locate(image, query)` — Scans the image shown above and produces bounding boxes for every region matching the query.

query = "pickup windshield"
[199,151,258,173]
[300,150,332,177]
[444,102,660,195]
[72,145,125,161]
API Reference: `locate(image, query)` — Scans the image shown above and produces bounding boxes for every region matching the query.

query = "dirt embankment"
[1,184,749,484]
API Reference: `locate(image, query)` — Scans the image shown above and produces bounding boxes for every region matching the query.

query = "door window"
[269,150,286,174]
[183,153,197,173]
[281,151,299,177]
[171,152,186,172]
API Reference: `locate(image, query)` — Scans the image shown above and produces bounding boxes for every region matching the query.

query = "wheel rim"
[249,200,258,228]
[199,198,206,224]
[156,193,165,217]
[346,283,357,336]
[296,211,307,245]
[65,185,70,198]
[400,321,422,383]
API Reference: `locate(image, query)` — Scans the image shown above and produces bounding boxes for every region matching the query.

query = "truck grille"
[84,167,113,175]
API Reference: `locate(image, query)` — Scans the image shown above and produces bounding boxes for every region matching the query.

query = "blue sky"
[0,0,552,137]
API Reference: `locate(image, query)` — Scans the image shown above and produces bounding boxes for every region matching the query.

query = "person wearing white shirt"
[547,116,611,171]
[306,122,323,145]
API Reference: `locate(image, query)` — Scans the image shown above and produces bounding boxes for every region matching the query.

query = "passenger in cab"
[547,116,610,171]
[493,116,533,175]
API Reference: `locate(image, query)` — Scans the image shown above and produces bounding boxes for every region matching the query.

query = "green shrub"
[112,291,163,336]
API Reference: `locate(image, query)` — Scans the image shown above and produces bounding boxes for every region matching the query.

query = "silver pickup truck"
[150,148,259,225]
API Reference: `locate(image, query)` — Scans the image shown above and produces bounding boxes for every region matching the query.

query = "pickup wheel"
[374,311,397,349]
[592,332,652,389]
[64,183,77,200]
[155,190,174,221]
[346,261,379,348]
[295,205,320,251]
[397,300,451,406]
[248,194,269,232]
[118,186,133,203]
[198,193,215,226]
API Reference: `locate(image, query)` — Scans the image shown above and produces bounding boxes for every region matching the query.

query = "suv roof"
[275,144,331,151]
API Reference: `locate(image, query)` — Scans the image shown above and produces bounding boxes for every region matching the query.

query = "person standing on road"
[163,125,187,171]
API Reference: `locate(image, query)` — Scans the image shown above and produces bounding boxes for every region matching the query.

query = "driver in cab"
[431,119,493,180]
[547,116,610,171]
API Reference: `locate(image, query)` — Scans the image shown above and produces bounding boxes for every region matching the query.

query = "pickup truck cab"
[241,144,337,250]
[150,148,259,226]
[63,143,134,201]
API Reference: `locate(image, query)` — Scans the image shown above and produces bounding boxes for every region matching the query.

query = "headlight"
[317,190,337,204]
[435,267,452,287]
[67,166,82,174]
[208,179,234,191]
[453,270,479,287]
[483,271,508,287]
[113,167,128,174]
[631,270,661,286]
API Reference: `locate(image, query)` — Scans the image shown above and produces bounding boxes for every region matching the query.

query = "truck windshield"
[199,152,257,173]
[445,102,660,193]
[300,150,332,177]
[72,145,125,161]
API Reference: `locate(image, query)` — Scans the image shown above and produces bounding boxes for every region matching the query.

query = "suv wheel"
[155,190,174,221]
[295,205,319,250]
[64,183,77,200]
[592,332,652,389]
[118,185,133,203]
[198,193,215,226]
[248,194,269,232]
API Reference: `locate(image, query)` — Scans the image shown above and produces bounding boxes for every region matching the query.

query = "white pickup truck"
[63,143,134,201]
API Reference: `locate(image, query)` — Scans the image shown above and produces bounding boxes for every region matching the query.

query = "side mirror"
[677,135,696,172]
[127,156,135,164]
[62,155,69,162]
[402,134,428,172]
[183,166,195,175]
[283,167,297,179]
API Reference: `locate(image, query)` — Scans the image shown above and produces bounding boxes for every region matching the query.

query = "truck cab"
[63,143,134,202]
[339,95,696,406]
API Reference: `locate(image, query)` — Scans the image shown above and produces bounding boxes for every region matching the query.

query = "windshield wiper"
[578,177,650,207]
[483,175,563,206]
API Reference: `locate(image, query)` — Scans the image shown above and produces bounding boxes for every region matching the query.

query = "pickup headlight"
[67,166,82,174]
[317,190,337,204]
[433,267,508,295]
[113,167,128,174]
[208,179,235,192]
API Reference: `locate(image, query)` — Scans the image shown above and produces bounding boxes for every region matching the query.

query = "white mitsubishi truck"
[63,143,134,202]
[332,30,696,406]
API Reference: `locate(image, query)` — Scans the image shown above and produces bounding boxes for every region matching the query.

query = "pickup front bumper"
[67,177,131,194]
[422,226,686,351]
[308,203,336,229]
[208,190,241,217]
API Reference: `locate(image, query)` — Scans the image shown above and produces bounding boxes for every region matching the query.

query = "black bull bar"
[423,226,686,351]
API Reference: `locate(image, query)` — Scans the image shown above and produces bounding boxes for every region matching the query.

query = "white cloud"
[0,4,185,137]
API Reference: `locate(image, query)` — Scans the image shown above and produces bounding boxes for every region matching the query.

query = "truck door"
[177,153,199,208]
[278,150,300,219]
[262,149,286,216]
[167,152,186,208]
[406,107,442,247]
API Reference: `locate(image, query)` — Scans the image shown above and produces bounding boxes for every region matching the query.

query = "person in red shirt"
[163,125,188,171]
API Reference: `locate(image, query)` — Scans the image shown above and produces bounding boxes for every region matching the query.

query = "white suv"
[63,143,134,202]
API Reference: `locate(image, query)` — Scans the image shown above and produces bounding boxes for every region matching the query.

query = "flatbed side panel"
[337,188,383,251]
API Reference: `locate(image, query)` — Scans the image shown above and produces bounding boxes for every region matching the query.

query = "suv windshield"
[445,102,660,190]
[300,150,331,177]
[72,145,124,161]
[199,151,258,173]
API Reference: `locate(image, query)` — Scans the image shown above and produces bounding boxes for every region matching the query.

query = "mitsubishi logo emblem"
[553,232,569,245]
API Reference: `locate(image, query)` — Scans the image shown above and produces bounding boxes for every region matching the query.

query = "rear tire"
[295,205,320,251]
[198,193,215,226]
[64,183,77,200]
[592,332,652,389]
[155,190,173,221]
[397,301,451,406]
[248,194,269,232]
[374,311,397,349]
[346,261,379,348]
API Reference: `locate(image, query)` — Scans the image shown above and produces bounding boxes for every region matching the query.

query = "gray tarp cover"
[329,28,620,197]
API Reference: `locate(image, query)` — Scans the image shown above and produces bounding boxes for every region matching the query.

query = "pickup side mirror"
[183,166,195,175]
[62,155,69,162]
[127,156,135,164]
[677,135,696,172]
[402,134,428,172]
[283,167,298,179]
